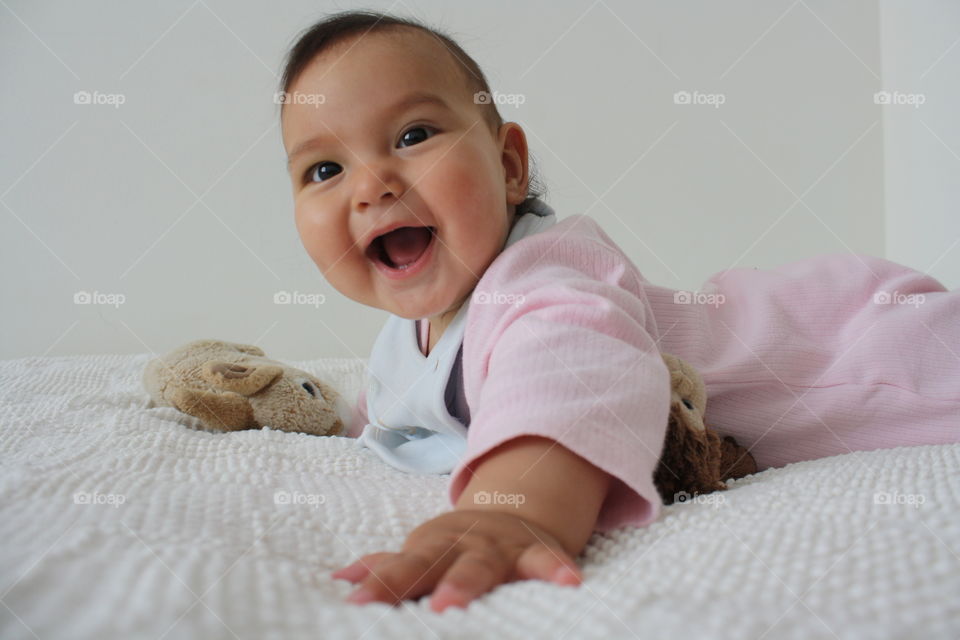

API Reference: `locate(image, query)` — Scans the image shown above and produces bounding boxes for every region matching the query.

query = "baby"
[279,10,960,613]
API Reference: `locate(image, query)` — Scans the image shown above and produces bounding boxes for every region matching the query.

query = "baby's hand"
[331,509,583,612]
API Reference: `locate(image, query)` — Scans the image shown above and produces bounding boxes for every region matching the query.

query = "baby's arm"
[334,225,670,609]
[453,434,610,555]
[332,434,610,611]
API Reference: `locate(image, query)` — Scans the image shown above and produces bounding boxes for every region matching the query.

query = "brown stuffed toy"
[142,339,349,437]
[142,340,755,501]
[654,352,758,504]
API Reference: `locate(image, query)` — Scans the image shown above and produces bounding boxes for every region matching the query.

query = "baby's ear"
[498,122,529,206]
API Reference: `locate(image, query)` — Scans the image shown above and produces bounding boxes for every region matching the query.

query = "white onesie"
[358,200,557,474]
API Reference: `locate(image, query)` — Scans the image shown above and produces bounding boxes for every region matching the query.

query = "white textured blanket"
[1,353,958,640]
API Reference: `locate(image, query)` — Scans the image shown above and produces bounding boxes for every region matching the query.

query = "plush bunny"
[654,352,758,504]
[142,340,754,499]
[142,339,349,437]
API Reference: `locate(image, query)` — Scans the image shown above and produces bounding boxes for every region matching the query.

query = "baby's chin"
[344,289,437,319]
[385,300,454,320]
[336,263,476,318]
[382,287,472,321]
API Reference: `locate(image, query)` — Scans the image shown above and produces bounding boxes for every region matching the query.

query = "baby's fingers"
[515,543,582,586]
[349,546,453,605]
[430,550,511,613]
[331,552,395,583]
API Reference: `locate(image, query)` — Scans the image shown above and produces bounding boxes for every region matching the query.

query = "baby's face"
[282,29,527,320]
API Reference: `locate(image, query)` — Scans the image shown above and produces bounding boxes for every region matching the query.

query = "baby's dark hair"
[278,9,545,215]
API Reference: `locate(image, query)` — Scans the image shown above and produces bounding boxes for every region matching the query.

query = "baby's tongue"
[380,226,432,267]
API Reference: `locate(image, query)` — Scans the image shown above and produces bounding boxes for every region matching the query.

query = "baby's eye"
[307,161,342,183]
[397,125,436,148]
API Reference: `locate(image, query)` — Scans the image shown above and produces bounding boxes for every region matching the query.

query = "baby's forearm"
[453,435,611,556]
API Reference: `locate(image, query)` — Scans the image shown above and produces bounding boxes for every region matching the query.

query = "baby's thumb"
[515,543,582,586]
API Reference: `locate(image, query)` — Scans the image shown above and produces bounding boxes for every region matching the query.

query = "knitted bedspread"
[1,353,957,639]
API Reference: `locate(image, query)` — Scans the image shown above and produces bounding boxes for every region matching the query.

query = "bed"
[1,352,958,639]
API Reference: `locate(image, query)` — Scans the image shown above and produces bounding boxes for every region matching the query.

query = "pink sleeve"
[346,386,368,438]
[448,232,671,532]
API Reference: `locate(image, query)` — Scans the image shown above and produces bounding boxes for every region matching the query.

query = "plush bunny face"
[665,352,707,423]
[653,352,758,505]
[143,339,349,437]
[654,352,726,504]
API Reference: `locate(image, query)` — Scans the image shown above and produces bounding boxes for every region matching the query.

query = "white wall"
[1,0,951,360]
[880,0,960,290]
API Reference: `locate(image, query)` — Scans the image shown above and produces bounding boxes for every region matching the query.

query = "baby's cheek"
[450,152,498,197]
[293,204,322,251]
[294,206,339,265]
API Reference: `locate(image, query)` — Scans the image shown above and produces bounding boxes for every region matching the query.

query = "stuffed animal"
[142,339,349,437]
[654,352,758,504]
[142,340,755,502]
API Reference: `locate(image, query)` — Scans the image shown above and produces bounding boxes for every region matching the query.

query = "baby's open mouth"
[366,226,436,270]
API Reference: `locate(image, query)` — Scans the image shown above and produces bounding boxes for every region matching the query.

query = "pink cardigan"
[349,214,960,532]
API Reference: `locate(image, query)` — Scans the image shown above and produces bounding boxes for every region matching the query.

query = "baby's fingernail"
[346,587,376,605]
[332,563,364,581]
[432,583,470,610]
[434,583,468,602]
[551,565,580,585]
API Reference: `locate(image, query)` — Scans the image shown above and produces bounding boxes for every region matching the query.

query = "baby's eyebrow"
[286,91,450,167]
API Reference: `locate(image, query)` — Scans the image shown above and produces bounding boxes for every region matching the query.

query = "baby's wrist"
[453,494,583,555]
[453,435,611,555]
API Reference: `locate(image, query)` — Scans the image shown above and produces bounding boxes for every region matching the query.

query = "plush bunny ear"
[169,386,254,431]
[653,352,727,504]
[202,362,283,396]
[224,342,265,357]
[719,435,758,481]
